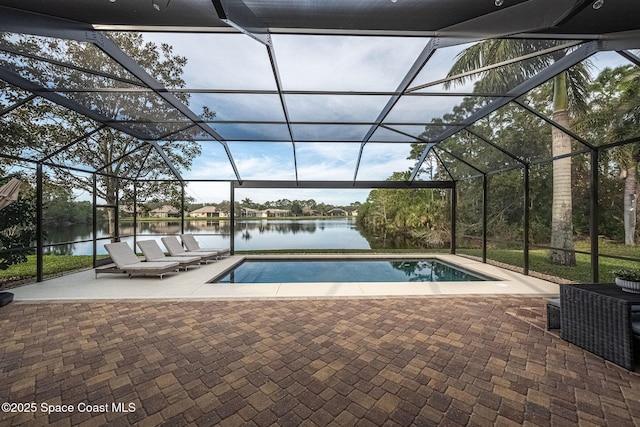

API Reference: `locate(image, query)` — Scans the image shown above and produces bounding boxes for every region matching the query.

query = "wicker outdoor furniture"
[0,291,13,307]
[546,298,561,330]
[560,284,640,370]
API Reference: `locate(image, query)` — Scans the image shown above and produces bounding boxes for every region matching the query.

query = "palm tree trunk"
[550,73,576,266]
[623,165,637,246]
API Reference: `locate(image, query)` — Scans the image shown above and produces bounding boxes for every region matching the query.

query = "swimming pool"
[210,258,496,283]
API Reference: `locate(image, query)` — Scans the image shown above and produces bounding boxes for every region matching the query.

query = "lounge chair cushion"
[104,242,180,274]
[161,236,220,262]
[137,240,169,261]
[137,240,202,268]
[180,234,229,254]
[161,236,189,256]
[106,242,141,267]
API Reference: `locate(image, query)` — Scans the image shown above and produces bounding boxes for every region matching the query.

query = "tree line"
[357,41,639,262]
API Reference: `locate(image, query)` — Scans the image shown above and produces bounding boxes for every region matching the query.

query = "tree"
[616,67,640,246]
[443,40,591,266]
[357,172,449,248]
[290,200,303,216]
[0,178,36,270]
[0,33,203,239]
[578,66,640,245]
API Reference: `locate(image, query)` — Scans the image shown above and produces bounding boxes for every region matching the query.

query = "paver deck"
[2,296,639,426]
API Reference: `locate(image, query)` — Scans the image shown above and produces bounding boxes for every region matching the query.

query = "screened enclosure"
[0,0,639,284]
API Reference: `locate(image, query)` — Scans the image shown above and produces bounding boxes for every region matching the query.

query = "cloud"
[190,93,285,122]
[285,94,390,123]
[139,33,447,204]
[357,143,415,180]
[272,35,429,91]
[142,33,277,90]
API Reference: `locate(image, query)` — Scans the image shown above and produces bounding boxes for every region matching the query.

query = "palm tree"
[609,67,640,245]
[579,66,639,246]
[443,40,592,266]
[618,69,640,246]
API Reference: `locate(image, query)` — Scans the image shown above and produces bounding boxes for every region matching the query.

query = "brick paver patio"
[1,296,639,426]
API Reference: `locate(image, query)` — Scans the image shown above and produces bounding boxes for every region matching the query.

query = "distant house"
[302,207,320,216]
[240,208,290,218]
[149,205,180,218]
[190,206,228,218]
[119,204,144,217]
[241,208,261,218]
[327,208,348,216]
[264,209,290,218]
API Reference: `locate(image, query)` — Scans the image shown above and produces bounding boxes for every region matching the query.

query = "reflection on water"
[42,218,370,255]
[389,260,487,281]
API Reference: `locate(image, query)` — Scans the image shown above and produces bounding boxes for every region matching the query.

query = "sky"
[10,32,631,207]
[139,32,459,205]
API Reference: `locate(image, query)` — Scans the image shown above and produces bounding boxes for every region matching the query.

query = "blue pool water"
[210,258,494,283]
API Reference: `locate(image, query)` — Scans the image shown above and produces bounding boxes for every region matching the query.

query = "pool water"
[210,258,494,283]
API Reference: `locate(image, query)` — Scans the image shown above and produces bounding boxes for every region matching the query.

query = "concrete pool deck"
[8,254,559,301]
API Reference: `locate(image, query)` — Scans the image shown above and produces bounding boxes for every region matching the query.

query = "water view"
[42,218,371,255]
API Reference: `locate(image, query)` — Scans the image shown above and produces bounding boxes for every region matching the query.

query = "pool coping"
[7,254,560,301]
[210,254,501,283]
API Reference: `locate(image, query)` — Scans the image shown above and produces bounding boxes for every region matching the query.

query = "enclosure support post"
[230,181,235,255]
[523,164,530,276]
[114,178,120,242]
[180,183,185,235]
[590,149,599,283]
[36,162,43,282]
[92,173,97,268]
[482,174,488,263]
[133,180,138,252]
[451,182,457,254]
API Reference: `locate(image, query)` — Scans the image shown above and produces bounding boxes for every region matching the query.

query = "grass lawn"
[0,255,97,284]
[1,241,637,285]
[458,240,640,283]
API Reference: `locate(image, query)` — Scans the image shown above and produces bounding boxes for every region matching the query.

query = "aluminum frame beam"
[212,0,298,183]
[513,99,595,150]
[233,180,453,189]
[409,40,598,182]
[0,7,241,183]
[436,0,591,39]
[352,37,472,184]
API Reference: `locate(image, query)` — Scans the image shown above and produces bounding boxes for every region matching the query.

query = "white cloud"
[357,143,415,180]
[272,35,430,91]
[140,32,444,204]
[142,33,277,90]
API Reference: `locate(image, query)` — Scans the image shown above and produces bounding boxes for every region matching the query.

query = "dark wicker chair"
[560,284,640,370]
[546,298,561,330]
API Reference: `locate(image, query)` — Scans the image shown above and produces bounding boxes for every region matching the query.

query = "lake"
[42,218,372,255]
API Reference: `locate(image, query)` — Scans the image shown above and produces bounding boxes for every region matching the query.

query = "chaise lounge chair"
[161,236,220,264]
[180,234,230,257]
[136,240,202,270]
[104,242,180,279]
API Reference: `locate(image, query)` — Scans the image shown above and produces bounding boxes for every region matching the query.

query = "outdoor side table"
[560,284,640,370]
